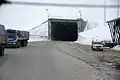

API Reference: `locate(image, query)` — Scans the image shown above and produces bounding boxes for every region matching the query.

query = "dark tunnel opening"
[51,21,78,41]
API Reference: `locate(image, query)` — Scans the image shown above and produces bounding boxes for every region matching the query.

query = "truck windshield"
[7,32,17,37]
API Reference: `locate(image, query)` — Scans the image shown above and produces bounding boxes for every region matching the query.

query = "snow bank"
[28,38,48,42]
[75,35,91,45]
[29,21,48,42]
[28,35,48,42]
[84,21,98,31]
[112,45,120,51]
[29,21,48,37]
[76,24,112,45]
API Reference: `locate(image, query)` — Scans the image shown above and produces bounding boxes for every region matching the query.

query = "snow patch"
[84,21,98,31]
[76,25,112,45]
[29,21,48,42]
[29,21,48,36]
[28,35,48,42]
[112,45,120,51]
[75,35,91,45]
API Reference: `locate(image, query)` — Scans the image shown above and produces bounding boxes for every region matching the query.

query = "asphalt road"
[0,41,100,80]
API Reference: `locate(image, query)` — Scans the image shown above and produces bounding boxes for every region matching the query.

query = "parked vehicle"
[91,41,103,51]
[0,24,7,56]
[101,40,117,48]
[6,29,29,48]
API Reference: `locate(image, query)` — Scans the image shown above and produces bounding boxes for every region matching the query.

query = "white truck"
[91,41,103,51]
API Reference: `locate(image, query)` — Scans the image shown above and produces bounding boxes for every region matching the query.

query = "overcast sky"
[0,0,118,30]
[0,0,119,40]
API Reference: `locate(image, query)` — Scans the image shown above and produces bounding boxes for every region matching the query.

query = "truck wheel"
[92,48,95,51]
[101,49,103,51]
[16,41,21,48]
[0,46,4,56]
[24,40,28,46]
[24,41,26,47]
[22,41,25,47]
[25,41,28,46]
[23,41,26,47]
[110,46,114,48]
[91,46,94,51]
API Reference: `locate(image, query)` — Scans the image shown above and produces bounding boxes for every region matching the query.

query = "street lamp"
[78,11,82,32]
[46,9,49,18]
[79,11,82,18]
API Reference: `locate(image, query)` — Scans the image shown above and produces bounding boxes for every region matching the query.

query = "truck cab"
[0,25,7,56]
[6,29,18,47]
[6,29,29,48]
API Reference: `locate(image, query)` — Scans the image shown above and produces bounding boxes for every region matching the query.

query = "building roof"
[106,17,120,23]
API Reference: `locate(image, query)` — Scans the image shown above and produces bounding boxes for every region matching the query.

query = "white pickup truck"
[91,41,103,51]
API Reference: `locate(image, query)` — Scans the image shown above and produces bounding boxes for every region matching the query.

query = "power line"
[29,20,48,31]
[11,1,120,8]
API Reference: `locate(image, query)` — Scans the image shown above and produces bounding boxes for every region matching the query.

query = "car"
[101,40,117,48]
[91,41,103,51]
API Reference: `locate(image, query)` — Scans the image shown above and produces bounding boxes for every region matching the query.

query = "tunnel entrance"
[48,18,78,41]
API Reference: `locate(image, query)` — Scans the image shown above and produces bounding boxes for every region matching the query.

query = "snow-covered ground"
[29,20,48,42]
[29,21,48,36]
[28,35,48,42]
[112,45,120,51]
[75,35,91,45]
[76,24,112,45]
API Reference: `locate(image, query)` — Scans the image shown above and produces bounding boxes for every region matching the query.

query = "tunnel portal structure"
[48,18,78,41]
[107,18,120,45]
[48,18,86,41]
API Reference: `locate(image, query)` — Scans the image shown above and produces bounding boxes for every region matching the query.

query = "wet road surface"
[0,41,99,80]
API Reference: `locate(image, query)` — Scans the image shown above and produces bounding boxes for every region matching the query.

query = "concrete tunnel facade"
[48,18,86,41]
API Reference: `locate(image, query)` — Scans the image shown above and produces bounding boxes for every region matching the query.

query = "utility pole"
[104,0,106,26]
[78,11,82,32]
[117,0,119,17]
